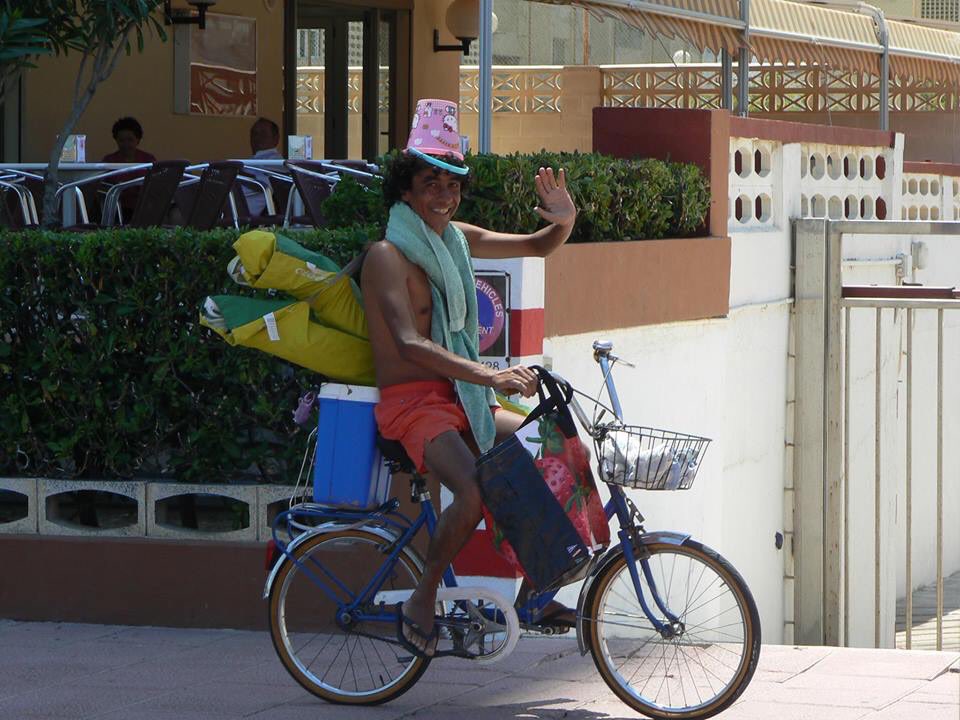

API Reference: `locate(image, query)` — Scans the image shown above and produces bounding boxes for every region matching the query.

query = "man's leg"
[401,429,482,654]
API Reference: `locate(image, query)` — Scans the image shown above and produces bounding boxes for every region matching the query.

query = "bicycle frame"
[267,348,682,636]
[267,494,458,624]
[567,350,685,634]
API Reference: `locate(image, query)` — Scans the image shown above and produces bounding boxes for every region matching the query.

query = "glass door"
[288,1,409,161]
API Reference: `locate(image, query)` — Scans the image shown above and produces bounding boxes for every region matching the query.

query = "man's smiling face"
[402,167,462,235]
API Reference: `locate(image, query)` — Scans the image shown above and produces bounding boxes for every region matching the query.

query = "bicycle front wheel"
[268,527,430,705]
[586,540,761,720]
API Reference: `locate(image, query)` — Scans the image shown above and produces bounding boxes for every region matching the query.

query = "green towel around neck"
[385,202,496,452]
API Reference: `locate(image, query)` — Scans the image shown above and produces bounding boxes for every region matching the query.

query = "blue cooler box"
[313,383,391,508]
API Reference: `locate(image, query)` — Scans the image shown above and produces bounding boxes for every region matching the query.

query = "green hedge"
[0,152,710,483]
[321,151,711,241]
[0,226,378,483]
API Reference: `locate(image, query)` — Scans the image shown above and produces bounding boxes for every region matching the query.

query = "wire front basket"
[596,425,711,491]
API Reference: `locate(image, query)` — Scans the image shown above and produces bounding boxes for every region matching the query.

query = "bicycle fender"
[575,530,692,655]
[261,521,410,600]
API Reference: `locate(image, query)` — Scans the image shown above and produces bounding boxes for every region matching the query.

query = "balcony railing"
[297,64,960,116]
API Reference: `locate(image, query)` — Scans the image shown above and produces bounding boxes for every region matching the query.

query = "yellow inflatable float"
[200,231,375,386]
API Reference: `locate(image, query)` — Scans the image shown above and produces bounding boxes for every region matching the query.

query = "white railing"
[728,137,898,232]
[729,138,779,229]
[799,144,892,221]
[899,171,960,221]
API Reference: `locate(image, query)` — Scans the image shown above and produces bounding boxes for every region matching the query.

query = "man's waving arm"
[457,167,576,259]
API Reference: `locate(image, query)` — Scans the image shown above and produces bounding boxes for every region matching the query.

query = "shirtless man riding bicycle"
[360,99,578,657]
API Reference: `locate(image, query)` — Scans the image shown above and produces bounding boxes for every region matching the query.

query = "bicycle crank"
[373,586,520,664]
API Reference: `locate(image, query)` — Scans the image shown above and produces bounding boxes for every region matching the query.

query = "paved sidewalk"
[0,620,957,720]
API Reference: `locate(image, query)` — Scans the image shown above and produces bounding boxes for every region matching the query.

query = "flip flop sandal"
[395,602,438,659]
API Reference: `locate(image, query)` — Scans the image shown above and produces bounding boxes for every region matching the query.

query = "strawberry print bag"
[476,368,610,590]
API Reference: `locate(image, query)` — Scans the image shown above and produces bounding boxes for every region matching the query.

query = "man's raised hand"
[533,167,576,228]
[489,365,538,398]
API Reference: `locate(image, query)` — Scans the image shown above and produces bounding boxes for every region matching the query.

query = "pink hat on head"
[405,98,468,175]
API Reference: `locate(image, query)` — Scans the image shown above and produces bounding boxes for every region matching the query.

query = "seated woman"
[101,116,157,221]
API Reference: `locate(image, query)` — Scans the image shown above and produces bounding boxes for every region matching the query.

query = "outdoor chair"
[0,176,39,228]
[285,161,337,227]
[56,161,186,230]
[315,160,380,186]
[101,160,189,228]
[181,161,242,230]
[122,160,190,228]
[232,165,291,227]
[51,163,154,229]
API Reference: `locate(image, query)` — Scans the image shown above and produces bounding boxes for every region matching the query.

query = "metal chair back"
[185,161,242,229]
[126,161,189,228]
[286,162,336,227]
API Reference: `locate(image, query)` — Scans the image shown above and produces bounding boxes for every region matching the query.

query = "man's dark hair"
[382,151,470,210]
[253,116,280,139]
[112,116,144,140]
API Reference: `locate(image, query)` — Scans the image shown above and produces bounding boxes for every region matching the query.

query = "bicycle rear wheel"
[585,540,761,720]
[268,527,430,704]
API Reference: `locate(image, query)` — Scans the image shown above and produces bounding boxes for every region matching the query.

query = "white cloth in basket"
[602,432,674,487]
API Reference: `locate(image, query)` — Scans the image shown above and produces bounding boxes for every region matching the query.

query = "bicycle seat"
[376,434,417,475]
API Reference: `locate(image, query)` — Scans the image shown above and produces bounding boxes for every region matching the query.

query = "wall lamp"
[433,0,479,54]
[164,0,216,30]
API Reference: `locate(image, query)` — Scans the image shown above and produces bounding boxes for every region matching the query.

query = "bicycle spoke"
[683,581,730,619]
[679,635,743,670]
[677,639,706,707]
[675,636,726,693]
[682,624,746,645]
[682,620,747,644]
[673,573,720,618]
[320,633,350,683]
[682,611,745,635]
[611,632,661,672]
[366,634,395,685]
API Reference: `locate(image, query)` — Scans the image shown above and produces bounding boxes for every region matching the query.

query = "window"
[921,0,959,21]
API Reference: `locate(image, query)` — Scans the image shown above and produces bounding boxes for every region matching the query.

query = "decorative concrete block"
[0,477,39,534]
[257,484,311,542]
[146,482,258,542]
[39,479,146,537]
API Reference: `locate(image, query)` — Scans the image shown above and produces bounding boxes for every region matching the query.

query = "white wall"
[538,134,960,649]
[544,297,792,643]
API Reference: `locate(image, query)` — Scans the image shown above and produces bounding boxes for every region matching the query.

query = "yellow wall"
[459,66,599,154]
[20,0,469,163]
[411,0,461,107]
[22,1,283,163]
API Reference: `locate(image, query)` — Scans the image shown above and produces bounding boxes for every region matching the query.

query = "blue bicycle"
[264,340,761,719]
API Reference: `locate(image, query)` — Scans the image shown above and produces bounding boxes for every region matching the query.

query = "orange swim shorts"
[374,380,497,474]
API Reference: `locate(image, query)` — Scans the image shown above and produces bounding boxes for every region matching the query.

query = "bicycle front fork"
[605,486,684,639]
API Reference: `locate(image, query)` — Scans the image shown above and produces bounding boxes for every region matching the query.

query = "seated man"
[242,117,283,217]
[361,98,578,657]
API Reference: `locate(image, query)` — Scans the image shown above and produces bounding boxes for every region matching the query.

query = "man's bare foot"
[397,596,437,658]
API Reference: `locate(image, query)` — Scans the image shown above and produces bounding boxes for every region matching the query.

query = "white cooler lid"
[318,383,381,403]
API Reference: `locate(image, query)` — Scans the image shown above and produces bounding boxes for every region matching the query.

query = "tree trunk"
[41,99,88,227]
[41,29,134,227]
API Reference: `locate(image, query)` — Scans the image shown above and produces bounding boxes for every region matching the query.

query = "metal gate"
[793,219,960,649]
